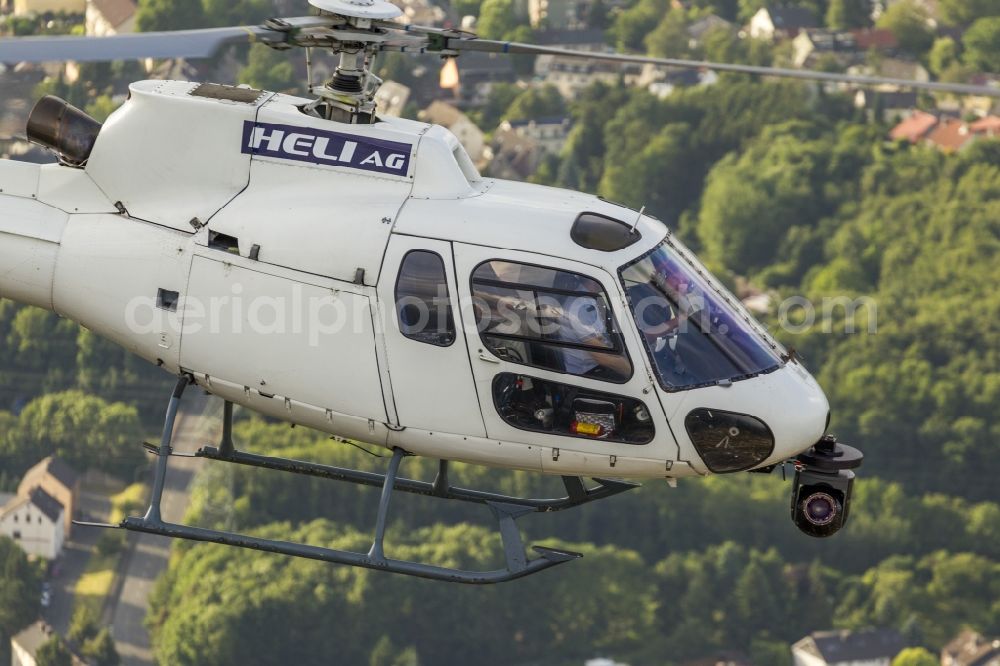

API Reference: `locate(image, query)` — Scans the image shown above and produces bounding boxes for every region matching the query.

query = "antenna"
[630,206,645,234]
[305,46,314,93]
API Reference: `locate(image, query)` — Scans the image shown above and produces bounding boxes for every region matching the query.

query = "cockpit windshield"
[620,239,783,391]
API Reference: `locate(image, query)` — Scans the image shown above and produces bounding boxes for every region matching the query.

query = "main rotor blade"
[0,26,272,64]
[439,37,1000,98]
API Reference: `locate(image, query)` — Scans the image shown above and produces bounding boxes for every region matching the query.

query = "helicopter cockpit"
[620,238,784,392]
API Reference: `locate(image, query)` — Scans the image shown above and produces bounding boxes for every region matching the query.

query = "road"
[110,395,218,666]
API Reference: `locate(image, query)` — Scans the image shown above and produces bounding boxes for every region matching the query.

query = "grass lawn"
[73,482,147,615]
[74,552,117,615]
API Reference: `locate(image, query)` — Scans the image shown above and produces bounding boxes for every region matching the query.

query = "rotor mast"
[292,0,402,123]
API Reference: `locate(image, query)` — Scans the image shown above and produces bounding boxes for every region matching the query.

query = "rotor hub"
[309,0,402,20]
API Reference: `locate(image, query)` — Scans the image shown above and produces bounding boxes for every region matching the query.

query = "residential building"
[925,115,1000,152]
[792,628,906,666]
[419,101,487,166]
[534,28,608,51]
[374,81,411,117]
[847,58,929,90]
[686,14,734,47]
[447,51,517,107]
[392,0,446,27]
[792,29,855,68]
[9,0,84,15]
[536,55,643,98]
[528,0,594,30]
[84,0,135,37]
[17,456,78,537]
[0,487,65,559]
[853,89,918,122]
[942,630,1000,666]
[490,116,571,180]
[748,6,817,41]
[888,109,938,142]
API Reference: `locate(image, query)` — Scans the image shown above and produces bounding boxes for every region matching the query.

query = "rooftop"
[89,0,136,28]
[766,6,818,29]
[889,110,938,142]
[19,455,78,493]
[28,486,64,523]
[795,628,906,663]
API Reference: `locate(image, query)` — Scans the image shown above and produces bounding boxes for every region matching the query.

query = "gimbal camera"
[791,435,864,538]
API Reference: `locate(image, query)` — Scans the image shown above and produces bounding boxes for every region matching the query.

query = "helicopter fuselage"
[0,80,830,480]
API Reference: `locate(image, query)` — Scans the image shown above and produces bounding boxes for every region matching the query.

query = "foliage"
[892,647,940,666]
[0,538,39,656]
[937,0,998,26]
[136,0,206,32]
[962,17,1000,73]
[0,391,143,477]
[928,36,959,76]
[476,0,519,39]
[504,85,567,121]
[238,43,298,93]
[67,605,99,645]
[35,636,72,666]
[875,0,935,56]
[82,628,120,666]
[826,0,872,29]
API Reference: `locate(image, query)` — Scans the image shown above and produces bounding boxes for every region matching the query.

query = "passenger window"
[493,373,654,444]
[471,260,632,382]
[395,251,456,347]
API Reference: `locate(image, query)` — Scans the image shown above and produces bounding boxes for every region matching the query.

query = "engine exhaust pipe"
[26,95,102,167]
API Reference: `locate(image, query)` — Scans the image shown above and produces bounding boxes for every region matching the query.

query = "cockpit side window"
[471,260,632,383]
[395,250,456,347]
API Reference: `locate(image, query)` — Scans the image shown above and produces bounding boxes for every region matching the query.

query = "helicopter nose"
[765,363,830,462]
[671,363,829,474]
[0,194,67,311]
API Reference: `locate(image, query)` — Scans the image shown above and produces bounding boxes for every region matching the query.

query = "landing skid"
[77,376,640,584]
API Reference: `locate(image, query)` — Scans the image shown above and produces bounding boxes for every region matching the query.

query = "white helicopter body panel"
[0,80,831,480]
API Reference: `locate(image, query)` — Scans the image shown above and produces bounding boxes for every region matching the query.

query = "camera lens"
[802,492,838,526]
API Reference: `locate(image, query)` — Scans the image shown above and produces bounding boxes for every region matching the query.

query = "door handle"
[477,349,501,364]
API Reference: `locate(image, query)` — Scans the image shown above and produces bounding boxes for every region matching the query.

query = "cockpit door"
[452,243,680,470]
[377,236,486,438]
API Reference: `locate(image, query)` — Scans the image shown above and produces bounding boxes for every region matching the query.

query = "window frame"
[492,372,655,445]
[394,249,457,348]
[471,258,634,384]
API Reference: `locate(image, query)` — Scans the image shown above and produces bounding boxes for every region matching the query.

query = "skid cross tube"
[76,376,605,583]
[195,446,639,511]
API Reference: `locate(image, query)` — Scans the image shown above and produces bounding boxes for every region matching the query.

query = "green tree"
[892,647,939,666]
[609,0,668,51]
[645,9,691,59]
[136,0,206,32]
[476,0,517,39]
[238,44,298,93]
[938,0,997,26]
[875,0,934,56]
[67,606,98,645]
[826,0,872,29]
[962,17,1000,73]
[504,85,566,121]
[0,538,39,655]
[202,0,273,27]
[3,391,143,477]
[35,637,72,666]
[928,36,959,76]
[82,628,120,666]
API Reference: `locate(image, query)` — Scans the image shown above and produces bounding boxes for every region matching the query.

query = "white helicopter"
[1,0,990,583]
